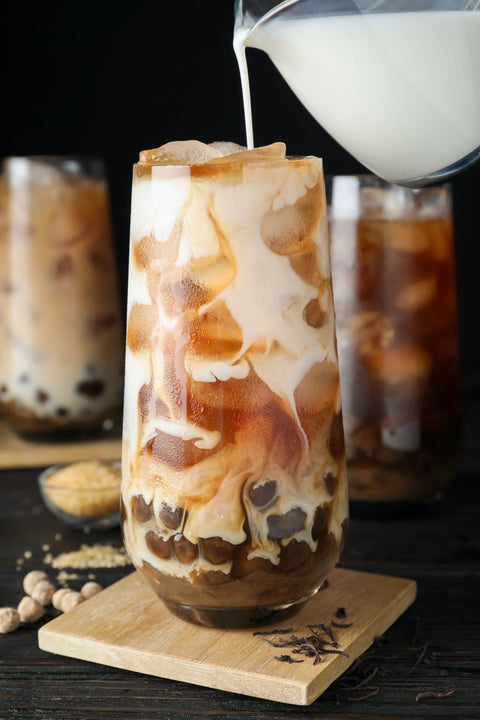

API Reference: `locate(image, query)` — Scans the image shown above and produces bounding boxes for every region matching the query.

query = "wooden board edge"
[304,576,418,705]
[38,572,418,706]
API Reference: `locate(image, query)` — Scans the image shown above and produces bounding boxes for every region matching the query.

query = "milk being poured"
[234,11,480,183]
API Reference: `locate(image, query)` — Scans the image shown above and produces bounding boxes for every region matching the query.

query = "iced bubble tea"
[121,140,348,628]
[328,176,462,510]
[0,157,124,439]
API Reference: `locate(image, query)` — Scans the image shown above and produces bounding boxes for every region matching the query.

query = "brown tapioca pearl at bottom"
[75,379,104,398]
[200,537,235,565]
[159,503,183,530]
[267,507,306,540]
[145,531,172,560]
[328,412,345,460]
[246,479,277,508]
[173,534,199,564]
[131,494,152,523]
[278,539,313,572]
[314,530,341,568]
[311,505,327,542]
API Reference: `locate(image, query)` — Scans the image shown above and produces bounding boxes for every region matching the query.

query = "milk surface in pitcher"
[235,11,480,184]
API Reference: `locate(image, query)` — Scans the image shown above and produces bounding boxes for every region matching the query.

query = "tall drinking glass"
[234,0,480,186]
[327,176,462,511]
[121,141,348,628]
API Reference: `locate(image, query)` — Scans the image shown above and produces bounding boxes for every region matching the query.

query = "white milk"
[235,11,480,183]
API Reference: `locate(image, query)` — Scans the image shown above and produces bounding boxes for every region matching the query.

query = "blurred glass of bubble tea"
[0,156,124,441]
[327,176,462,514]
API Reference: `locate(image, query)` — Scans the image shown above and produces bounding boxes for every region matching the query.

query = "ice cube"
[367,345,431,384]
[394,276,437,312]
[261,183,321,256]
[345,311,394,356]
[139,140,223,165]
[208,142,287,165]
[126,303,158,352]
[384,222,431,253]
[381,419,421,452]
[208,141,246,156]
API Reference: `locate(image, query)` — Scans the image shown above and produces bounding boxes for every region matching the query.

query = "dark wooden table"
[1,382,480,719]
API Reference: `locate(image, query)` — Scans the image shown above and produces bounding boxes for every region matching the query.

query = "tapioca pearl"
[85,314,117,337]
[200,537,235,565]
[246,479,277,508]
[278,539,312,572]
[88,249,111,272]
[267,507,306,540]
[173,534,199,564]
[311,506,327,542]
[145,531,172,560]
[158,503,183,530]
[36,389,49,404]
[75,379,104,398]
[303,298,326,328]
[328,412,345,460]
[131,495,152,523]
[0,384,8,396]
[56,407,69,417]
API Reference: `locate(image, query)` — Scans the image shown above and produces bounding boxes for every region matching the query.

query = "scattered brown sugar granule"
[43,543,131,570]
[56,571,80,585]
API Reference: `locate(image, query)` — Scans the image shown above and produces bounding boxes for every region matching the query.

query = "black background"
[1,1,479,376]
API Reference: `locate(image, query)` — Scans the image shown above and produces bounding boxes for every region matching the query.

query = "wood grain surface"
[38,568,416,705]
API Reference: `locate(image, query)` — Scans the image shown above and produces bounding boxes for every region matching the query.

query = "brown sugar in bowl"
[38,460,121,531]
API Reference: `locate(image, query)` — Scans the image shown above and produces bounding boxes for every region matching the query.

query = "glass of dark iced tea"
[121,140,348,628]
[0,156,124,440]
[327,175,462,512]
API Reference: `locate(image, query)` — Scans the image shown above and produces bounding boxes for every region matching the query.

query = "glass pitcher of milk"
[234,0,480,186]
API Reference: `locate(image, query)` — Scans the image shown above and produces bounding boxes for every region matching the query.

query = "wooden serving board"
[38,567,417,706]
[0,420,122,469]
